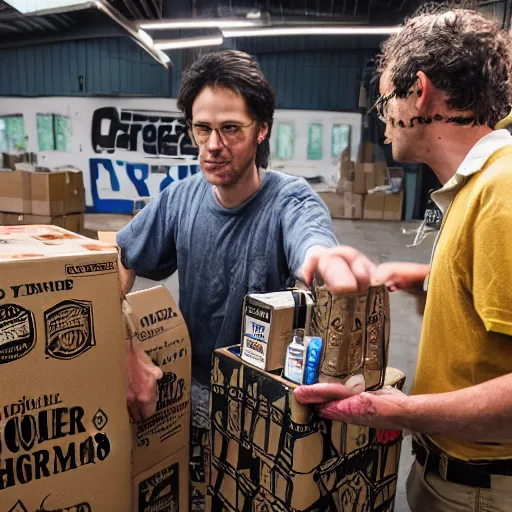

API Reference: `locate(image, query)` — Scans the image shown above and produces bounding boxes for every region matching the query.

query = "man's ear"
[257,122,269,144]
[416,71,432,113]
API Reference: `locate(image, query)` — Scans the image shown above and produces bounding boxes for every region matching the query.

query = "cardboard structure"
[310,283,390,391]
[124,285,192,512]
[0,225,132,510]
[207,347,405,512]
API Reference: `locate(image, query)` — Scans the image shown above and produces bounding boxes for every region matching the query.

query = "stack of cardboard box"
[0,168,86,233]
[318,142,404,221]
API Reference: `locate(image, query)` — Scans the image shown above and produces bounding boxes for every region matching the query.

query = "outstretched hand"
[294,382,410,431]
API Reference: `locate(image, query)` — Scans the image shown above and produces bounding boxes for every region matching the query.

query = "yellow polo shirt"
[412,136,512,461]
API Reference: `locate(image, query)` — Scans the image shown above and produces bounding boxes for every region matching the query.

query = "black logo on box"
[37,495,92,512]
[0,304,36,365]
[138,461,179,512]
[8,501,28,512]
[44,300,95,360]
[66,261,117,276]
[93,408,108,430]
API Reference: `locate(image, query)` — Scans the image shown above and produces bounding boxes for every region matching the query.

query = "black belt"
[412,437,512,489]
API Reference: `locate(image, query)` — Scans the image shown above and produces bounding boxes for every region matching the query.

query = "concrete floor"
[85,214,435,512]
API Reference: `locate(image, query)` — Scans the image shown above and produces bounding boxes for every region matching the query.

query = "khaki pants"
[407,460,512,512]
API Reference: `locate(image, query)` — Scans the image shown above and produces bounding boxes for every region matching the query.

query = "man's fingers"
[294,383,355,404]
[350,255,376,292]
[318,254,358,293]
[302,252,321,286]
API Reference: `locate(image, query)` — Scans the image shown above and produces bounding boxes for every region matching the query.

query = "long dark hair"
[177,50,276,169]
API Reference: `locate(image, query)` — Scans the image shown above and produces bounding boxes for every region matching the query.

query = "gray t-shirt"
[117,170,337,385]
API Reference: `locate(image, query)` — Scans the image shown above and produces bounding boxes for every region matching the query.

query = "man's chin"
[202,169,236,187]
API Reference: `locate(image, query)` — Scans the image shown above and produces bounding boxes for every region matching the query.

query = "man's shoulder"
[264,170,311,195]
[474,147,512,197]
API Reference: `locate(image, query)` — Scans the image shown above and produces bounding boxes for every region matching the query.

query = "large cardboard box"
[353,163,366,194]
[241,290,313,371]
[0,170,85,216]
[317,189,345,219]
[364,192,386,220]
[124,286,191,477]
[133,446,189,512]
[0,212,85,234]
[0,225,132,510]
[374,161,388,187]
[0,169,31,214]
[207,346,405,512]
[31,170,85,216]
[383,191,404,221]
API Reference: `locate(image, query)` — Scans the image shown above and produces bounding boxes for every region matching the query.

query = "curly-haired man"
[296,8,512,511]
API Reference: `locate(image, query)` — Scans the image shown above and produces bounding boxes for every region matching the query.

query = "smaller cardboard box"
[364,192,386,220]
[383,191,404,221]
[0,169,31,213]
[0,212,84,233]
[241,290,313,371]
[133,445,189,512]
[31,170,85,216]
[317,189,345,219]
[348,193,364,220]
[353,163,366,194]
[124,286,192,478]
[336,178,353,194]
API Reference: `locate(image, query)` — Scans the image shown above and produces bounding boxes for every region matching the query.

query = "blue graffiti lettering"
[88,158,199,213]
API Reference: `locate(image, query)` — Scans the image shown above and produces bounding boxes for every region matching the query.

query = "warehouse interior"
[1,0,511,511]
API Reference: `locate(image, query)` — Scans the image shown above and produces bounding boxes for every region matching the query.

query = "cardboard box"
[317,189,345,219]
[335,178,353,194]
[0,225,132,510]
[374,161,388,186]
[349,192,364,220]
[207,346,405,512]
[31,170,85,216]
[133,445,189,512]
[364,162,377,192]
[383,191,404,221]
[0,170,85,216]
[357,141,375,164]
[353,163,366,194]
[241,290,313,371]
[124,286,191,478]
[0,212,85,234]
[364,192,386,220]
[0,169,31,214]
[310,282,390,390]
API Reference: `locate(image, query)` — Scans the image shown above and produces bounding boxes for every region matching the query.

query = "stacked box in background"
[323,141,405,221]
[207,347,406,512]
[0,168,86,233]
[0,225,132,510]
[124,285,191,512]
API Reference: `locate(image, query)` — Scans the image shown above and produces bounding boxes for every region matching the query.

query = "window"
[331,124,351,158]
[37,114,72,151]
[307,123,323,160]
[275,122,295,160]
[0,115,26,152]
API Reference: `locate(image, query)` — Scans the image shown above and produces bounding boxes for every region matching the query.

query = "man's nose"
[207,129,223,152]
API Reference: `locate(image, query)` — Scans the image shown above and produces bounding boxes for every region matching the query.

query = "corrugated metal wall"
[256,50,371,111]
[0,34,378,111]
[0,37,171,97]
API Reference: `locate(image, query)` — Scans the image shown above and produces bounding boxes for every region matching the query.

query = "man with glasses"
[116,49,374,508]
[296,7,512,511]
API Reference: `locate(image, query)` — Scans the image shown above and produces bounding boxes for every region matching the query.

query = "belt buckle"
[438,451,449,480]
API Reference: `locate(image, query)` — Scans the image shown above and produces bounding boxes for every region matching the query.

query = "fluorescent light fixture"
[154,36,224,50]
[155,48,171,64]
[222,26,402,37]
[139,19,262,30]
[137,29,154,47]
[4,0,93,14]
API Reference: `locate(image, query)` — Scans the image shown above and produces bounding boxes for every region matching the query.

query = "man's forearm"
[118,255,136,297]
[405,373,512,443]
